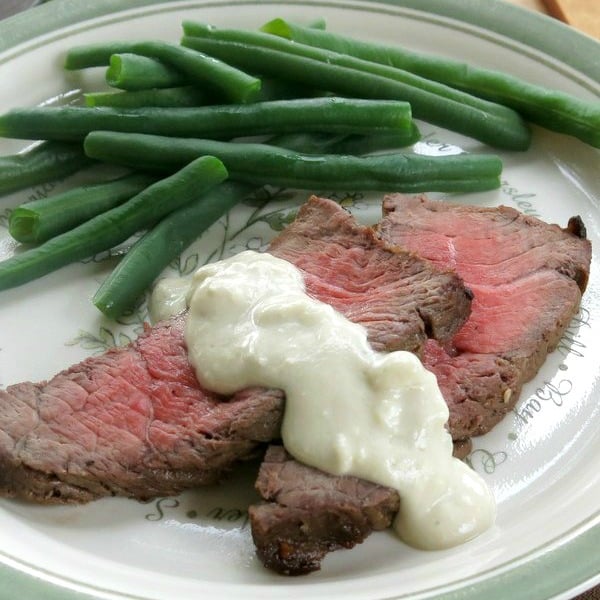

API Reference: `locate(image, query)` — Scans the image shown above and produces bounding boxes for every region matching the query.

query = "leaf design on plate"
[242,186,296,208]
[327,191,367,210]
[263,209,297,231]
[65,326,123,352]
[66,324,140,353]
[173,251,200,276]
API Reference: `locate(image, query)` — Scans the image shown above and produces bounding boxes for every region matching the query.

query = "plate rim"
[1,0,600,80]
[0,1,599,599]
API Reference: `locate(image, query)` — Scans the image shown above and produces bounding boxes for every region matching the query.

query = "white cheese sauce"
[154,250,496,550]
[148,276,190,323]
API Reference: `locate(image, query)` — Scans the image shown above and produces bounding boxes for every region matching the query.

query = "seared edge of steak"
[377,193,592,441]
[249,446,400,575]
[0,315,284,504]
[0,196,473,507]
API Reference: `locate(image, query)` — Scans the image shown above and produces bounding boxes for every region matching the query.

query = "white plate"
[0,1,599,599]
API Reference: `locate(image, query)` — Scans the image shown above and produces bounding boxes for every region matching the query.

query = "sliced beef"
[249,195,592,575]
[247,196,473,575]
[0,314,284,503]
[249,446,399,575]
[0,195,470,505]
[269,195,472,354]
[377,194,592,440]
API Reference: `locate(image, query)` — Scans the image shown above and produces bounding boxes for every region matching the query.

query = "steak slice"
[0,314,284,503]
[377,194,592,440]
[269,195,472,354]
[0,196,471,505]
[249,446,400,575]
[248,195,592,575]
[247,195,473,575]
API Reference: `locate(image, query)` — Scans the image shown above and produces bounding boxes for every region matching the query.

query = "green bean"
[254,77,323,101]
[0,141,93,196]
[84,79,312,108]
[181,24,531,150]
[65,36,321,103]
[64,40,260,103]
[326,127,421,153]
[0,98,413,142]
[65,42,144,68]
[304,17,327,30]
[93,181,254,319]
[84,86,214,108]
[106,53,187,90]
[84,131,502,193]
[0,155,227,291]
[270,123,421,155]
[262,18,600,148]
[9,173,158,244]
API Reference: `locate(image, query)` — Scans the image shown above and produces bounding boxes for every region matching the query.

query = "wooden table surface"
[0,0,598,598]
[510,0,599,38]
[508,0,549,12]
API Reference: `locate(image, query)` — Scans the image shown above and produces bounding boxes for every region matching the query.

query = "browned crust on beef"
[0,197,473,508]
[0,315,284,504]
[2,192,592,579]
[249,446,399,575]
[377,193,592,440]
[250,194,592,576]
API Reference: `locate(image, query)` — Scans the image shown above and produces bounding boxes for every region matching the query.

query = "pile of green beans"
[181,23,532,151]
[0,156,227,292]
[0,15,597,319]
[64,40,261,104]
[260,18,600,148]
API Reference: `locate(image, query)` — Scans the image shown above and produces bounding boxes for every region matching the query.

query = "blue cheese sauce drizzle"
[153,250,496,550]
